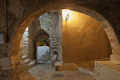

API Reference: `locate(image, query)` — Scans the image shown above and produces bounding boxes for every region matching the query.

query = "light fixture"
[62,9,72,21]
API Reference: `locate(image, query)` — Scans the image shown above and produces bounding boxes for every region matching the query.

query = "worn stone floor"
[19,64,94,80]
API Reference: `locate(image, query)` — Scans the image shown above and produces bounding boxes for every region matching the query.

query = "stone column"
[28,18,41,59]
[0,0,12,79]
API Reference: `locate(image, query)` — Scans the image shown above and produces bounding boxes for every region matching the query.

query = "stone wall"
[40,11,59,34]
[62,10,112,67]
[18,27,29,61]
[40,11,62,61]
[28,11,62,61]
[28,18,50,60]
[0,0,11,79]
[0,0,7,58]
[22,28,29,56]
[28,18,41,59]
[35,30,50,44]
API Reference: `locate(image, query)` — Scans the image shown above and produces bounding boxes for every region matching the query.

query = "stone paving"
[19,64,94,80]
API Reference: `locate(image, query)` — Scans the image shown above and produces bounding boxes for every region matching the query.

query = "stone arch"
[33,29,50,46]
[11,4,120,79]
[30,29,50,60]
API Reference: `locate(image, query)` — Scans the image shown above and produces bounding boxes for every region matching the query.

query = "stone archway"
[11,4,120,79]
[33,29,50,46]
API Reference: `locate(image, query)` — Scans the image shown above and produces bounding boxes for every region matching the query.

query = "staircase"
[19,27,36,73]
[19,55,36,73]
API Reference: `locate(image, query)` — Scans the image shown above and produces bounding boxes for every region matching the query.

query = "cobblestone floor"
[19,64,94,80]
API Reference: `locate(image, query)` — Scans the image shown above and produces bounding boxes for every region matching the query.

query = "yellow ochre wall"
[62,10,112,67]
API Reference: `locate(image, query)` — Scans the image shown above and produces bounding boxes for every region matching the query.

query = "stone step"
[21,55,28,61]
[21,59,31,64]
[51,46,57,48]
[28,60,36,68]
[55,63,79,71]
[79,67,94,76]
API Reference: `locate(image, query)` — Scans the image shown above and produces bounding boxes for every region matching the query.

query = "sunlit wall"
[62,9,112,68]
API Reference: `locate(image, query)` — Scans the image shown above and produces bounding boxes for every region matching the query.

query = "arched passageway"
[34,30,50,63]
[11,4,120,79]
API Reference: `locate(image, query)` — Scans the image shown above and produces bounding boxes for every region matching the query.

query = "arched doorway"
[11,4,120,79]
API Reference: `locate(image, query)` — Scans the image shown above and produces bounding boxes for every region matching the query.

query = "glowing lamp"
[62,9,72,21]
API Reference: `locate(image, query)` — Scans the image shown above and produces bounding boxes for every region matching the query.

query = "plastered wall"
[62,11,112,67]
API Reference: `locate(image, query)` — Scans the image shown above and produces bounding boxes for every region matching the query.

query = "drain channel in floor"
[52,74,64,78]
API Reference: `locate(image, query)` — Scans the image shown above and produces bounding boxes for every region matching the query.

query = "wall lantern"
[62,9,72,21]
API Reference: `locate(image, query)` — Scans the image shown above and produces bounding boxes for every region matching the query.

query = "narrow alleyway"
[19,63,94,80]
